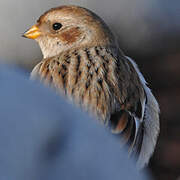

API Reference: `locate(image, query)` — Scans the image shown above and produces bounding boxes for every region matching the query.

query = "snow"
[0,65,149,179]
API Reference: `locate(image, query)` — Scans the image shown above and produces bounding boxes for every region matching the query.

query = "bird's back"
[31,45,160,168]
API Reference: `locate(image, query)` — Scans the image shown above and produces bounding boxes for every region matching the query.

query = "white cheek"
[37,36,63,58]
[36,31,89,58]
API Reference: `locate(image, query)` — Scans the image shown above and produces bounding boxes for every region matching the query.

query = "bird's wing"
[126,56,160,168]
[110,52,159,168]
[105,50,147,159]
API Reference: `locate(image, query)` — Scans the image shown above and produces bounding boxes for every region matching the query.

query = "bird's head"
[23,5,115,58]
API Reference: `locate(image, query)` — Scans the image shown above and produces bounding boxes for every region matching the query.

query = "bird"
[23,5,160,169]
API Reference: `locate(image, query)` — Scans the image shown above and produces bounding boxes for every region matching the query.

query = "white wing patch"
[30,62,42,80]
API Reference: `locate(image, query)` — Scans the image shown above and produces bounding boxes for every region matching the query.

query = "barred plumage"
[24,5,160,169]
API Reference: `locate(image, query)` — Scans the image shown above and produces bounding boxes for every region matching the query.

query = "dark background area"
[137,51,180,180]
[123,44,180,179]
[0,0,180,179]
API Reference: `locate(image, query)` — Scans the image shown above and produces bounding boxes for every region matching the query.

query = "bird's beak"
[22,25,41,39]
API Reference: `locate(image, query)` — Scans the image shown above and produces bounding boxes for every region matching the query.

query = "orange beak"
[22,25,41,39]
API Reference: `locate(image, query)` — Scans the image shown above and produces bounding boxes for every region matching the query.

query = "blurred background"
[0,0,180,179]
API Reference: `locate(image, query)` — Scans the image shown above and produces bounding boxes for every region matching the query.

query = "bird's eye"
[52,23,62,31]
